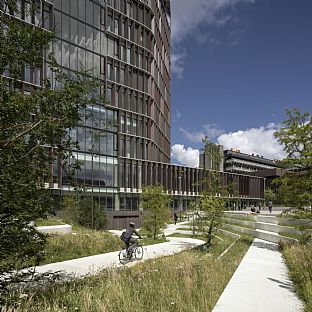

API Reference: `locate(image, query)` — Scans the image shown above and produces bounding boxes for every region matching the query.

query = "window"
[120,67,125,84]
[107,15,112,32]
[114,40,119,57]
[107,63,113,80]
[120,115,125,132]
[127,117,131,133]
[114,18,119,35]
[113,66,118,82]
[127,48,131,63]
[106,87,112,102]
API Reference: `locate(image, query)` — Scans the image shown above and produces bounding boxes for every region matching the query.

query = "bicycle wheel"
[134,244,143,260]
[118,248,129,265]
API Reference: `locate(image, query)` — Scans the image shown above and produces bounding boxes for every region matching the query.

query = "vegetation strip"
[4,237,252,312]
[281,242,312,312]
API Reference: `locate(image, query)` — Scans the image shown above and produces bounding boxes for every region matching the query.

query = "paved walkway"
[212,238,302,312]
[33,223,303,312]
[34,222,204,277]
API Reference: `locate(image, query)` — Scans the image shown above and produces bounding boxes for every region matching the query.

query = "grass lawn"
[11,236,253,312]
[281,242,312,312]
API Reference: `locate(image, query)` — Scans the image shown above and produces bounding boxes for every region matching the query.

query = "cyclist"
[120,222,142,258]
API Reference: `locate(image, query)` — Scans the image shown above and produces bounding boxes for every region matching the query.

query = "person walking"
[268,201,273,213]
[173,212,178,225]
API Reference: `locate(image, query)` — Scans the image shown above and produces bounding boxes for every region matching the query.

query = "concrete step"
[256,221,278,233]
[223,224,298,244]
[256,215,278,224]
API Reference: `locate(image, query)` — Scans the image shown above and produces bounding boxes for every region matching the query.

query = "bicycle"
[118,239,144,265]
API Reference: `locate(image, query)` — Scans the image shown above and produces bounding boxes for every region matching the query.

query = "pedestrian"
[173,212,178,225]
[268,201,273,213]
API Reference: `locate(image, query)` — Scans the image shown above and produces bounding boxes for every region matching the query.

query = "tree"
[78,197,107,230]
[274,109,312,217]
[0,1,103,301]
[59,196,107,230]
[197,171,227,246]
[59,196,80,225]
[140,185,171,240]
[264,188,276,205]
[195,138,229,246]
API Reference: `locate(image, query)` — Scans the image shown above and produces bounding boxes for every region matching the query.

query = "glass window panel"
[54,11,62,35]
[70,18,78,44]
[62,42,70,68]
[94,3,101,29]
[78,0,85,21]
[86,0,93,23]
[107,38,114,56]
[78,22,86,47]
[94,54,100,76]
[86,51,93,72]
[70,0,78,18]
[107,133,114,155]
[94,29,101,53]
[69,44,78,71]
[62,14,69,40]
[78,48,85,68]
[86,25,93,50]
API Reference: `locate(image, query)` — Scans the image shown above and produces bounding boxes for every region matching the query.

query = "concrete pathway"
[34,233,204,277]
[212,238,302,312]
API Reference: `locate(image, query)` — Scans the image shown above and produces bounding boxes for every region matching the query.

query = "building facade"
[223,149,282,175]
[2,0,265,229]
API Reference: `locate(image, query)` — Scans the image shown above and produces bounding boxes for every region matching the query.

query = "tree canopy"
[140,185,171,240]
[274,108,312,216]
[0,0,103,300]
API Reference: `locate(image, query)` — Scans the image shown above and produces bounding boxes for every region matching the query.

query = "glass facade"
[1,0,265,228]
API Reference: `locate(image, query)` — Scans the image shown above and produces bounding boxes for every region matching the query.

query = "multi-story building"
[223,149,282,174]
[2,0,265,228]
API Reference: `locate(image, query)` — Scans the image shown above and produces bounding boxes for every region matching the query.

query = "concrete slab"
[212,238,302,312]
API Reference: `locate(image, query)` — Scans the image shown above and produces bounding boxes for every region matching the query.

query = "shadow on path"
[267,277,296,292]
[252,240,278,252]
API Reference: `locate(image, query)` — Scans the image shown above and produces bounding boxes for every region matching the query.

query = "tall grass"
[13,237,252,312]
[282,242,312,312]
[42,229,124,265]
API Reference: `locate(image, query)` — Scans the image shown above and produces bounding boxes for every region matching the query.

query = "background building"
[2,0,265,229]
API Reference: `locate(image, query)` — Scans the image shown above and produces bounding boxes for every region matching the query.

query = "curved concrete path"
[212,238,303,312]
[34,222,204,277]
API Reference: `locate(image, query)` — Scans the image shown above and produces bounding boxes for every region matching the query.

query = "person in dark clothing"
[173,212,178,225]
[121,222,142,257]
[268,201,273,213]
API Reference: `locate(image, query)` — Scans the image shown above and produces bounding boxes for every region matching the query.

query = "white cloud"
[171,144,200,168]
[175,110,182,118]
[216,123,286,160]
[171,48,187,78]
[171,0,254,44]
[180,124,225,143]
[170,0,255,77]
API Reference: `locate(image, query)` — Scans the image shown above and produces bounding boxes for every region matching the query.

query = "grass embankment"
[12,236,252,312]
[41,226,124,265]
[281,242,312,312]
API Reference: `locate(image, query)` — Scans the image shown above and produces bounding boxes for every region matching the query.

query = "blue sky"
[169,0,312,167]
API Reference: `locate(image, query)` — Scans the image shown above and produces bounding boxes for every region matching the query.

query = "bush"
[59,196,107,230]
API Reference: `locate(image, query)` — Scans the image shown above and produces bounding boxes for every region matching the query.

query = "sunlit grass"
[12,236,252,312]
[282,242,312,312]
[41,229,124,265]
